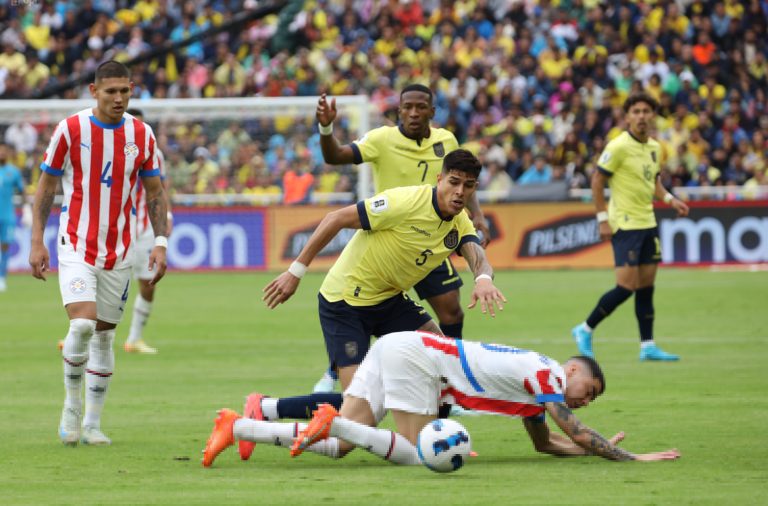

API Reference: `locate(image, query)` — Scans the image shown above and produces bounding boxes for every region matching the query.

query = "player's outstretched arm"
[317,93,356,165]
[142,175,169,286]
[460,241,506,317]
[263,204,362,309]
[523,417,625,457]
[545,402,680,462]
[29,172,58,281]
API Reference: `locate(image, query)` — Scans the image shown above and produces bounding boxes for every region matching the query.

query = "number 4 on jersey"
[100,161,112,188]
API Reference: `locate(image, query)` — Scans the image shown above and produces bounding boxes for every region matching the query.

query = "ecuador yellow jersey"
[597,131,661,231]
[351,125,459,192]
[320,185,479,306]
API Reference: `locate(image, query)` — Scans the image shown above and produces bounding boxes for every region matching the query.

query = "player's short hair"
[570,355,606,395]
[623,92,658,113]
[95,60,130,82]
[127,108,144,118]
[442,149,482,179]
[400,84,433,104]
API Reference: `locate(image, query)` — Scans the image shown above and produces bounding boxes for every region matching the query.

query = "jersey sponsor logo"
[433,142,445,157]
[599,151,611,165]
[518,215,601,257]
[124,142,140,157]
[345,341,358,358]
[410,225,431,237]
[69,277,87,294]
[369,195,389,214]
[443,229,459,249]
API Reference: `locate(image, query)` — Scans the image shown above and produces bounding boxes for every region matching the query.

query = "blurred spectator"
[518,155,553,185]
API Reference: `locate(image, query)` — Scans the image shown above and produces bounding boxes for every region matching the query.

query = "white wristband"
[154,236,168,248]
[318,122,333,135]
[596,211,609,223]
[475,274,493,283]
[288,261,307,279]
[663,193,674,204]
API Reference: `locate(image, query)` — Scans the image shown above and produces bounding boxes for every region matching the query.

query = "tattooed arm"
[29,172,59,280]
[459,241,506,316]
[524,415,626,457]
[141,175,168,285]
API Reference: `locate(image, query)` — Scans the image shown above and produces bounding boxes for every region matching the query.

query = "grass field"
[1,268,767,505]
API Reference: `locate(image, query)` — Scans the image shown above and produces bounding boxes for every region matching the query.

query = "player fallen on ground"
[311,84,491,394]
[202,330,680,467]
[571,92,689,361]
[30,61,168,446]
[237,149,505,460]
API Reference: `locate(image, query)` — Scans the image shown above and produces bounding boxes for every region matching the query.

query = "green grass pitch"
[1,268,767,505]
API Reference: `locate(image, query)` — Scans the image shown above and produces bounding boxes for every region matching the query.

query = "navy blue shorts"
[318,292,432,368]
[611,227,661,266]
[413,258,463,300]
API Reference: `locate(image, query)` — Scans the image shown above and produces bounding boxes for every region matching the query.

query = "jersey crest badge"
[443,229,459,249]
[433,142,445,157]
[124,142,140,157]
[369,195,389,214]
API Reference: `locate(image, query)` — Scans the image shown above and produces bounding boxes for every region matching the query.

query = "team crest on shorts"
[124,142,139,157]
[69,277,87,294]
[433,142,445,157]
[345,341,358,358]
[443,229,459,249]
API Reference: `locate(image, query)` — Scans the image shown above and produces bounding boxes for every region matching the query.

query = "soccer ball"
[416,418,472,473]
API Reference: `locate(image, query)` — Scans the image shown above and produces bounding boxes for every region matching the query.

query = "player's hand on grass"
[316,93,337,127]
[598,221,612,242]
[29,243,50,281]
[608,431,626,446]
[634,449,681,461]
[472,216,491,248]
[263,271,300,309]
[467,279,506,317]
[148,246,167,286]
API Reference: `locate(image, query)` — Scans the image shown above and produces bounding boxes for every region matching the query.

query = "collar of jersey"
[626,130,648,144]
[90,115,126,130]
[398,125,431,146]
[432,187,453,221]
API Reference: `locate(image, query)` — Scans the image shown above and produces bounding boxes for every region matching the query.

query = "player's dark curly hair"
[95,60,130,82]
[570,355,606,395]
[623,92,658,113]
[400,83,433,104]
[442,149,482,179]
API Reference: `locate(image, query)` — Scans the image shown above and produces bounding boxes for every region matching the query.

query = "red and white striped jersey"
[415,332,566,418]
[135,148,166,238]
[41,109,161,270]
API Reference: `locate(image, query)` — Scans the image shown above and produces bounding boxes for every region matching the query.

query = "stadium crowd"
[0,0,767,202]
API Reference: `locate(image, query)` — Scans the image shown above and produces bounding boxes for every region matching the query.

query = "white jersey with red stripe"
[135,148,165,239]
[41,109,160,270]
[418,332,566,418]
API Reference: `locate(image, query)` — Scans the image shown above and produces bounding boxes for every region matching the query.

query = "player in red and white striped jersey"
[122,108,173,355]
[29,61,169,447]
[202,331,680,467]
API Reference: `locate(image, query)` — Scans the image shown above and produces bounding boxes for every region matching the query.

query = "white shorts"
[345,332,441,422]
[58,247,132,324]
[131,230,154,281]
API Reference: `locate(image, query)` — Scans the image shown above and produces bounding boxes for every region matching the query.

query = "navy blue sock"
[440,322,463,339]
[586,285,633,329]
[276,393,343,420]
[634,286,655,342]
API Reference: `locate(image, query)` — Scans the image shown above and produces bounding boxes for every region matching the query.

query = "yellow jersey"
[351,125,459,192]
[597,131,661,231]
[320,185,479,306]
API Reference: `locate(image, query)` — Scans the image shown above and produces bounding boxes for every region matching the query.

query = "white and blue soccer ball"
[416,418,472,473]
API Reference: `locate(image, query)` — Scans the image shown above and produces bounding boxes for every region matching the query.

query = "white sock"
[330,417,420,465]
[641,340,656,349]
[83,329,115,428]
[582,322,593,332]
[127,294,152,344]
[261,397,279,421]
[233,419,339,458]
[62,319,96,412]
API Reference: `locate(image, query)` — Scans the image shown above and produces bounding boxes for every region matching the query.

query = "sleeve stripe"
[139,168,161,177]
[535,393,564,403]
[350,143,363,165]
[40,163,64,176]
[597,165,613,176]
[457,235,480,250]
[356,200,371,230]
